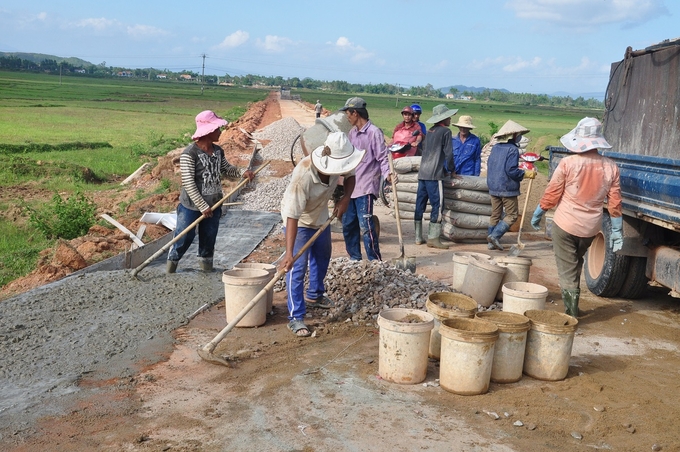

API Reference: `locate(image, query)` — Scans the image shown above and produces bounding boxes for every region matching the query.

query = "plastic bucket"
[452,252,491,291]
[494,257,533,300]
[475,311,531,383]
[523,310,578,381]
[460,259,507,307]
[234,262,276,313]
[222,268,271,327]
[426,292,477,360]
[377,308,434,384]
[439,318,499,395]
[502,282,548,315]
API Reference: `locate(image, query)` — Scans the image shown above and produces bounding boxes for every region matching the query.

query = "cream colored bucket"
[426,292,477,360]
[234,262,276,313]
[523,310,578,381]
[377,308,434,384]
[222,268,271,327]
[502,282,548,315]
[460,258,507,307]
[451,252,491,291]
[494,256,532,300]
[439,318,499,395]
[475,311,531,383]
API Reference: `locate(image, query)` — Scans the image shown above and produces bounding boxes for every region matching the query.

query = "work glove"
[524,169,537,179]
[610,216,623,252]
[530,205,545,230]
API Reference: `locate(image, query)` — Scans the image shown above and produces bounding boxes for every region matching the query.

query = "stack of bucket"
[222,262,277,328]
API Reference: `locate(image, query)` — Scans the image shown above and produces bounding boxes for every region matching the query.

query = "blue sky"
[1,0,677,96]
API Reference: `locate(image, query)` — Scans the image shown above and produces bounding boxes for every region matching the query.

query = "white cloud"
[331,36,375,62]
[256,35,293,52]
[215,30,249,49]
[503,56,542,72]
[36,12,47,21]
[74,17,121,31]
[505,0,669,28]
[126,24,169,39]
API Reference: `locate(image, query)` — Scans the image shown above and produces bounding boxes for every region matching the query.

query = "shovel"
[387,152,416,273]
[130,161,270,278]
[198,214,336,367]
[508,177,534,257]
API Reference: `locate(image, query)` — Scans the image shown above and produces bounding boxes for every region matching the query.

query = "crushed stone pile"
[253,117,305,161]
[234,174,291,212]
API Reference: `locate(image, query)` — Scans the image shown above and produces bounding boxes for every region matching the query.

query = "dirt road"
[2,98,679,452]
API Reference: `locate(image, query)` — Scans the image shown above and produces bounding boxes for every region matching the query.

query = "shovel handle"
[131,161,271,277]
[517,177,534,244]
[202,214,336,353]
[387,153,405,252]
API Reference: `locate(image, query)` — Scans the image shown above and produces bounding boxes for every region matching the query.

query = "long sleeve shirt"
[178,142,243,212]
[539,152,622,237]
[347,120,389,198]
[418,124,454,181]
[486,142,525,197]
[452,133,482,176]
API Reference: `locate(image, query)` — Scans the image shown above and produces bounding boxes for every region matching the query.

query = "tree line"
[0,55,603,108]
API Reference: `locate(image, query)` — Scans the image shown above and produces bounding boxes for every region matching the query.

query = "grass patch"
[0,218,53,287]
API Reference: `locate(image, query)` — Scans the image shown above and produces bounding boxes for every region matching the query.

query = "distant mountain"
[439,85,510,94]
[0,52,94,67]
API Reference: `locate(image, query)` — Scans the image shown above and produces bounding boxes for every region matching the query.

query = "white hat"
[493,120,530,139]
[452,115,476,129]
[311,132,365,176]
[560,117,612,153]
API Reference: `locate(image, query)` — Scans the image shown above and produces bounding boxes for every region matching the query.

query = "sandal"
[288,319,311,337]
[304,294,335,309]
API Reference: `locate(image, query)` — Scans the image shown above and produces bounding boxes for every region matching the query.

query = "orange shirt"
[539,152,622,237]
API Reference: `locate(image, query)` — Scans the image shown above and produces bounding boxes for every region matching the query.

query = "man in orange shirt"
[531,117,622,317]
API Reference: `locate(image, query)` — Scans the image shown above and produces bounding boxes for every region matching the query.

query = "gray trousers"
[552,223,595,290]
[490,196,519,226]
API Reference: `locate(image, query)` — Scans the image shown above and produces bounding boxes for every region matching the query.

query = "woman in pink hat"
[166,110,254,274]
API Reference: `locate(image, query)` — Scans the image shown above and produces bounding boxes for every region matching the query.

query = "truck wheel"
[617,256,649,299]
[584,213,630,297]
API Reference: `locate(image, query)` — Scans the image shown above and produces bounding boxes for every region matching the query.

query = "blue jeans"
[342,195,381,261]
[415,180,442,223]
[284,225,332,321]
[167,203,222,262]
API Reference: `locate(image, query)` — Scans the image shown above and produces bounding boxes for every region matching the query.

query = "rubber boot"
[166,260,178,274]
[426,223,450,249]
[487,226,495,250]
[198,258,213,273]
[487,221,510,251]
[562,288,580,318]
[414,221,425,245]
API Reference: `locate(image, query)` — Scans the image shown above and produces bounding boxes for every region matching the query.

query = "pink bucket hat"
[560,117,612,153]
[192,110,228,140]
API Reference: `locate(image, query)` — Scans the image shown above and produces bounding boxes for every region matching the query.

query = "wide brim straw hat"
[426,104,459,124]
[452,115,476,129]
[192,110,228,140]
[493,120,530,139]
[311,131,366,176]
[560,117,612,153]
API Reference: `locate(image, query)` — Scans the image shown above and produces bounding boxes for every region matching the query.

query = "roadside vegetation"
[0,70,601,288]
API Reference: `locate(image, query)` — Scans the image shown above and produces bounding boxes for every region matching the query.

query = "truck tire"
[617,257,649,299]
[584,213,630,297]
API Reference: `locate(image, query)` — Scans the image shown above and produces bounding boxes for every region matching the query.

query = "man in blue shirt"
[411,104,427,156]
[451,115,482,176]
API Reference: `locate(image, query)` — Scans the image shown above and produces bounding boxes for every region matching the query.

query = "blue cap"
[410,104,422,113]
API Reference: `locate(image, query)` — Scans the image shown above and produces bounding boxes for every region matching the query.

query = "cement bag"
[398,211,430,221]
[398,201,432,213]
[442,210,491,229]
[395,172,419,184]
[396,191,418,204]
[442,175,489,191]
[443,188,492,204]
[395,182,418,194]
[393,156,421,174]
[444,199,493,216]
[442,223,489,242]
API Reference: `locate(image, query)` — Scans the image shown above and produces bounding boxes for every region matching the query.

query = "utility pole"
[201,54,206,95]
[395,83,399,107]
[59,62,62,86]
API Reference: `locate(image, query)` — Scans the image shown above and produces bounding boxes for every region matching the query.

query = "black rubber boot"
[562,288,581,318]
[487,221,510,251]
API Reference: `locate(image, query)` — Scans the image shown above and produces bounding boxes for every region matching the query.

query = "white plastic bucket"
[426,292,477,360]
[222,268,271,327]
[439,318,499,395]
[460,258,507,307]
[452,252,491,291]
[234,262,276,313]
[523,310,578,381]
[502,281,548,315]
[377,308,434,384]
[494,256,532,300]
[475,311,531,383]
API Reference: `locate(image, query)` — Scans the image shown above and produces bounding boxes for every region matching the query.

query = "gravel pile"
[253,117,305,161]
[234,174,291,212]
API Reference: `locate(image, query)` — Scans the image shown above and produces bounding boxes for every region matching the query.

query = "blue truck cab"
[548,38,680,299]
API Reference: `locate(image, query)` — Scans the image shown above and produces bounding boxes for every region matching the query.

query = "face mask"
[515,134,523,144]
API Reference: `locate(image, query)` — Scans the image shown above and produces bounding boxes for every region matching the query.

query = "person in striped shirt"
[166,110,254,274]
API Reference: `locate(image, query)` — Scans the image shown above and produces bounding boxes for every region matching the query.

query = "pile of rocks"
[235,174,291,212]
[252,117,305,161]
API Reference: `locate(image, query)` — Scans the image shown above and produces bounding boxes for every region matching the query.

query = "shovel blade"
[392,255,416,273]
[197,347,233,367]
[507,243,524,257]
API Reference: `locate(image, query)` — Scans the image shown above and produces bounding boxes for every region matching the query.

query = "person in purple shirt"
[339,97,394,261]
[451,115,482,176]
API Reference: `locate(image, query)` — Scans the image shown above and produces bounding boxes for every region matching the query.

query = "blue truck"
[548,37,680,299]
